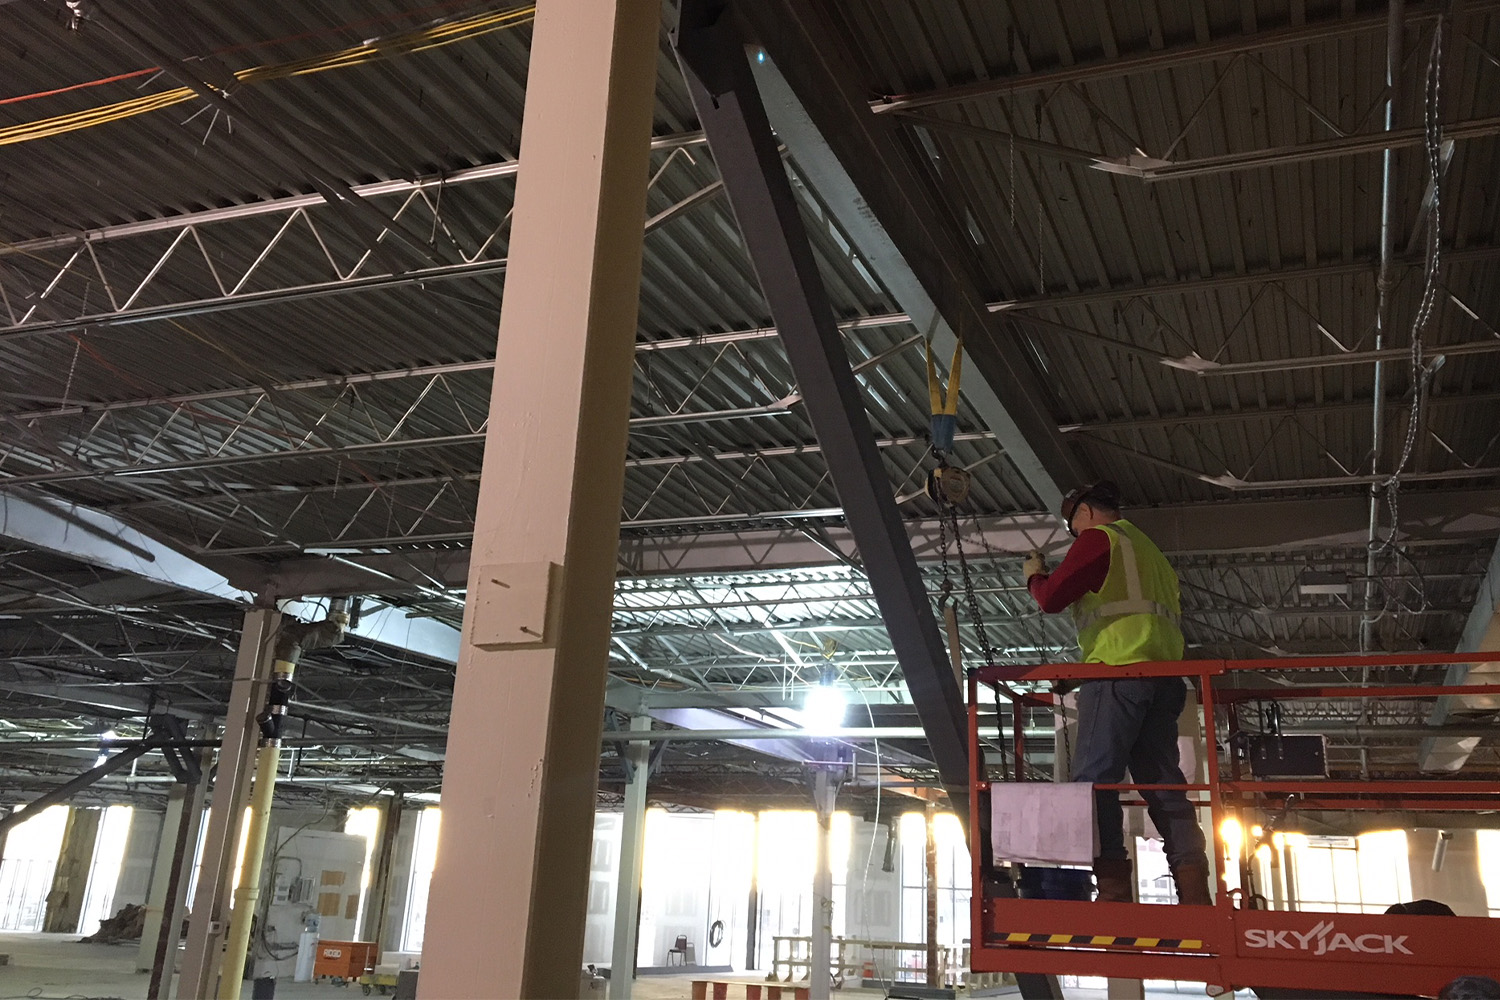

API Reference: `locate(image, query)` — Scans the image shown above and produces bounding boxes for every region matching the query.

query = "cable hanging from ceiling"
[0,4,536,147]
[1370,12,1448,628]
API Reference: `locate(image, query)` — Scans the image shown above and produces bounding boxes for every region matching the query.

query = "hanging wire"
[1373,13,1446,622]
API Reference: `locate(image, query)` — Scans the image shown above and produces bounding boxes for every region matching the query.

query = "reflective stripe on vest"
[1072,529,1180,631]
[1070,520,1183,665]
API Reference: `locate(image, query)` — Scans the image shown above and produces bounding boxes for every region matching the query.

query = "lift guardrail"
[968,651,1500,996]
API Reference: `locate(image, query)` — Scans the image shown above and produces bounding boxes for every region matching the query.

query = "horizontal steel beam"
[0,130,708,257]
[0,490,251,602]
[906,111,1500,182]
[867,1,1491,114]
[601,726,931,742]
[1061,391,1500,434]
[616,490,1500,575]
[1165,334,1500,377]
[989,244,1500,313]
[0,258,510,340]
[8,313,910,425]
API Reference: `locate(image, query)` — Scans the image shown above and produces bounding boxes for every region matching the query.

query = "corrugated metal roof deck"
[1,1,1498,795]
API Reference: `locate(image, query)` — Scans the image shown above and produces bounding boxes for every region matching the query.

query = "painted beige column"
[416,2,658,996]
[137,787,187,972]
[179,607,280,998]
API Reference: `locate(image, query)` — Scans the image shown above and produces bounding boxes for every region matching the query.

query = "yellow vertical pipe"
[216,742,281,999]
[217,660,294,999]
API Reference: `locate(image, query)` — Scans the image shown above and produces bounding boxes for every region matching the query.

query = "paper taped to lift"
[990,782,1098,866]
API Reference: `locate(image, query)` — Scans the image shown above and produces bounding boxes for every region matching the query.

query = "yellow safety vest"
[1070,519,1184,665]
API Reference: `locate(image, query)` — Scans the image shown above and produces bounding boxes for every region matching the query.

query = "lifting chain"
[933,453,1023,778]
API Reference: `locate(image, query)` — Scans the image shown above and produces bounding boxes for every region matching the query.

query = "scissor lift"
[968,652,1500,997]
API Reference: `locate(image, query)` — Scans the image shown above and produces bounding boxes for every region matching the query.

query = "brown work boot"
[1171,861,1214,905]
[1092,858,1134,902]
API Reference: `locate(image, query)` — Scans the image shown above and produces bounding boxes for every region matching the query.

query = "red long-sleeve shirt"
[1027,527,1112,613]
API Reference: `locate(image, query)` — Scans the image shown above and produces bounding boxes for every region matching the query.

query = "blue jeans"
[1071,677,1208,870]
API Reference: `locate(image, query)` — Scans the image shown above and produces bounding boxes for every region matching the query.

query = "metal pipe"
[216,600,349,999]
[216,742,280,998]
[1362,0,1404,664]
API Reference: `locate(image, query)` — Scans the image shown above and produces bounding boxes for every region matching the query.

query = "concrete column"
[810,768,837,1000]
[415,3,658,996]
[137,789,187,971]
[1180,686,1218,894]
[179,607,280,998]
[745,815,760,972]
[150,757,209,1000]
[43,806,101,933]
[1281,837,1299,911]
[924,802,938,989]
[1106,838,1144,1000]
[609,716,651,1000]
[1266,843,1286,910]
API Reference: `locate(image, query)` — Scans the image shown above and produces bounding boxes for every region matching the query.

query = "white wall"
[845,819,901,943]
[1409,828,1490,916]
[582,811,622,966]
[639,812,715,967]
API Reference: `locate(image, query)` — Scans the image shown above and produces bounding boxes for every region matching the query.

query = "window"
[400,808,442,952]
[751,810,851,971]
[344,806,382,939]
[78,805,134,936]
[0,805,69,932]
[897,812,970,950]
[1478,830,1500,916]
[1287,832,1410,914]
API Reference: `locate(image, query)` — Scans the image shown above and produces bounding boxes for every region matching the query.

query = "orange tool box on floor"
[313,940,377,981]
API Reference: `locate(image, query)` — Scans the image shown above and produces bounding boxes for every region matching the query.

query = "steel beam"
[0,491,251,602]
[737,2,1086,506]
[1062,392,1500,434]
[866,2,1493,115]
[675,0,970,809]
[614,490,1500,576]
[748,56,1064,512]
[0,743,152,838]
[901,111,1500,182]
[0,131,706,258]
[989,244,1500,313]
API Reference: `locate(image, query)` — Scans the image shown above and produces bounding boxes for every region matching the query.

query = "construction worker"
[1022,481,1212,906]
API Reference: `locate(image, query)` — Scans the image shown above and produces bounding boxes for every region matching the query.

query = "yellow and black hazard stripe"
[1000,932,1204,951]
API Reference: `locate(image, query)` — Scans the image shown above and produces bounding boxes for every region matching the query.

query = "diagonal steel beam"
[674,1,970,810]
[748,60,1067,513]
[737,1,1087,512]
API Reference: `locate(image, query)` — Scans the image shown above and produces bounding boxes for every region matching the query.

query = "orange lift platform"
[968,651,1500,997]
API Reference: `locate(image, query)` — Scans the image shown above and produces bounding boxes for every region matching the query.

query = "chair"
[667,935,690,966]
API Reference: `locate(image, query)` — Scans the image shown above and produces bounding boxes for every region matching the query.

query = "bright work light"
[802,682,847,733]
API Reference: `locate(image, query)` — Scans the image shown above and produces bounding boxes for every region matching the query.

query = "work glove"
[1023,550,1046,581]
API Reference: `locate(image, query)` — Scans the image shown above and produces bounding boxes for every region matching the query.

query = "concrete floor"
[0,933,903,1000]
[0,932,1223,999]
